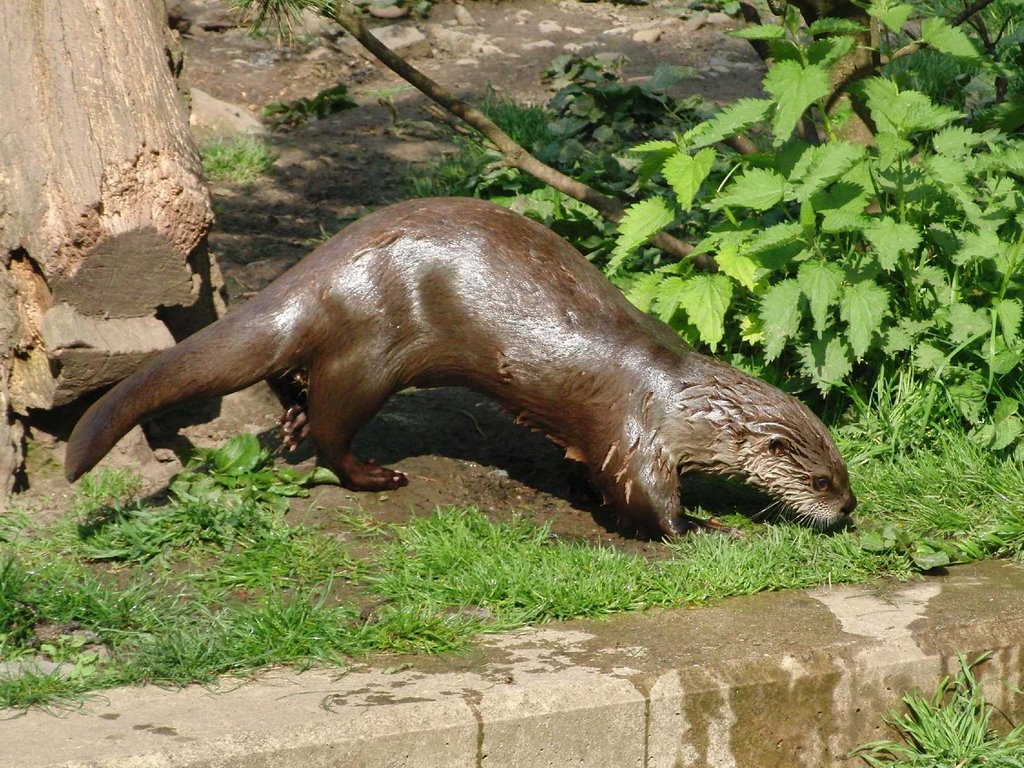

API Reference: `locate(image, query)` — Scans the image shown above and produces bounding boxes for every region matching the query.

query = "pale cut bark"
[0,0,221,494]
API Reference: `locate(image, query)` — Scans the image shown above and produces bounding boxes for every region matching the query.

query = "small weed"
[199,134,277,182]
[852,653,1024,766]
[262,83,356,129]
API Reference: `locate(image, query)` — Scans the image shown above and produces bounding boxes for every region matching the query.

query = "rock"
[189,88,267,136]
[40,304,176,406]
[368,3,409,20]
[706,12,734,25]
[428,25,476,55]
[522,39,557,50]
[681,11,709,32]
[373,24,430,58]
[453,4,476,26]
[299,8,343,38]
[538,20,563,35]
[633,28,663,43]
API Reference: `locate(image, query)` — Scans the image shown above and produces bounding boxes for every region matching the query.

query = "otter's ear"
[768,437,791,456]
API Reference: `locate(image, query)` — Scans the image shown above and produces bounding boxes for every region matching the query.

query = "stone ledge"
[4,560,1024,768]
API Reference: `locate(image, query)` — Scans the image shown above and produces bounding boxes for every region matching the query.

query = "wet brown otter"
[65,197,856,537]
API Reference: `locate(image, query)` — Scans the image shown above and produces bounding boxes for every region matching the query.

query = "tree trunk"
[0,0,222,494]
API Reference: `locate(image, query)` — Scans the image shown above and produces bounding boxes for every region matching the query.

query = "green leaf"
[631,140,679,185]
[875,132,914,168]
[760,279,803,361]
[948,372,989,424]
[745,222,804,255]
[806,35,856,68]
[798,335,853,393]
[663,148,716,211]
[948,302,990,345]
[788,142,867,202]
[763,61,832,145]
[863,217,921,271]
[996,299,1022,344]
[609,197,676,273]
[955,229,1001,266]
[867,0,913,31]
[913,342,946,372]
[807,18,868,35]
[839,280,889,359]
[859,78,961,138]
[730,24,786,40]
[712,168,787,211]
[884,317,932,355]
[683,98,772,150]
[797,261,844,335]
[991,399,1023,451]
[920,17,981,60]
[624,271,664,313]
[209,433,263,476]
[715,245,760,291]
[653,276,689,323]
[677,275,735,350]
[932,126,992,158]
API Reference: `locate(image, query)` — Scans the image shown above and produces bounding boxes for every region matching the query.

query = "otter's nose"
[840,492,857,516]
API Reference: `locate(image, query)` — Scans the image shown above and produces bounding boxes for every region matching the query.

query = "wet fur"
[65,198,855,537]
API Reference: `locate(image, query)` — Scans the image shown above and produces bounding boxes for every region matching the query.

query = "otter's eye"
[768,437,791,456]
[812,476,832,492]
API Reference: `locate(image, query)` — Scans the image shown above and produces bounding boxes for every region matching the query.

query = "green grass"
[3,422,1024,710]
[852,654,1024,767]
[199,134,277,183]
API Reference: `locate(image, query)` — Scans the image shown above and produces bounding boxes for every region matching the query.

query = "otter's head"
[670,373,856,529]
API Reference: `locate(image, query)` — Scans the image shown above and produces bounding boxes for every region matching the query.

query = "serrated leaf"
[807,18,868,35]
[949,302,990,345]
[860,78,961,138]
[624,271,664,312]
[863,217,921,270]
[676,274,734,349]
[913,342,946,372]
[745,222,804,255]
[653,275,689,323]
[730,24,786,40]
[839,279,889,359]
[797,261,844,334]
[991,398,1023,451]
[631,140,679,185]
[799,335,853,393]
[712,168,787,211]
[759,279,803,361]
[948,372,988,424]
[821,210,870,233]
[788,142,867,202]
[683,98,772,150]
[956,229,1001,266]
[806,35,856,68]
[609,197,676,273]
[875,132,914,168]
[867,0,913,31]
[663,147,716,211]
[920,17,981,60]
[715,246,760,291]
[763,61,832,145]
[932,126,987,158]
[996,299,1022,344]
[884,317,932,355]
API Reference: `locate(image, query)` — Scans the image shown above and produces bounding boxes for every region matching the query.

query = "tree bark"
[0,0,221,494]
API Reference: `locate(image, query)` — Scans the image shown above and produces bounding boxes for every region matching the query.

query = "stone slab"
[3,560,1024,767]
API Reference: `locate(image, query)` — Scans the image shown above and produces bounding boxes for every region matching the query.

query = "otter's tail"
[64,309,297,482]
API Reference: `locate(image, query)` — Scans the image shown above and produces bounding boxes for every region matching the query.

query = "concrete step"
[4,559,1024,767]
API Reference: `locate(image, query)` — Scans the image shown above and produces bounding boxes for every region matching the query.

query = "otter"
[65,197,856,537]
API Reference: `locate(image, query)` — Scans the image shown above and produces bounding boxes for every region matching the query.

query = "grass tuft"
[199,134,276,183]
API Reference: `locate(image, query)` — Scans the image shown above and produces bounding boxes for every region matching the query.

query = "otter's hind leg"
[305,360,408,492]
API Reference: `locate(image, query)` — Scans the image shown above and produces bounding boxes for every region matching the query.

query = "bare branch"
[324,2,716,270]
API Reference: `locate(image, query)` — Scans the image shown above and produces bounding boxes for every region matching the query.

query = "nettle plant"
[614,1,1024,454]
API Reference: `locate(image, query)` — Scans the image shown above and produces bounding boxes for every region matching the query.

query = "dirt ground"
[25,0,771,554]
